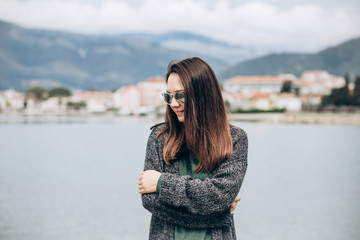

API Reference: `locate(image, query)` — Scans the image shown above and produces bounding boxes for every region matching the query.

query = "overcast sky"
[1,0,360,52]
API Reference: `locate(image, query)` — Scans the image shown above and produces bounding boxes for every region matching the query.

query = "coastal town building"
[115,77,166,115]
[115,85,141,115]
[294,70,346,106]
[300,70,345,94]
[40,96,69,113]
[223,74,297,94]
[248,92,275,110]
[222,92,250,112]
[222,75,301,111]
[71,91,114,113]
[138,77,166,107]
[0,90,24,111]
[275,93,302,112]
[223,92,302,112]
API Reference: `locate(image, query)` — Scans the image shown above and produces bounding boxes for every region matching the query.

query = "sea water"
[0,116,359,240]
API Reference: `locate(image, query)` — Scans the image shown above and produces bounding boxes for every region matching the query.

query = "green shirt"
[157,153,212,240]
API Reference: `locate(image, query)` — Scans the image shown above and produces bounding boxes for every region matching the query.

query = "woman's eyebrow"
[166,90,184,93]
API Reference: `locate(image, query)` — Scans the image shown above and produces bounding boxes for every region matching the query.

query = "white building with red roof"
[0,90,25,112]
[114,77,166,115]
[248,92,275,110]
[114,86,141,115]
[223,74,296,94]
[40,96,70,113]
[138,77,166,107]
[292,70,346,105]
[71,90,114,112]
[296,70,345,96]
[222,92,251,112]
[137,76,166,90]
[222,74,300,111]
[275,93,302,112]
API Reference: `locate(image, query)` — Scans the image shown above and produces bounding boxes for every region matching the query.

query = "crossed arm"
[139,170,241,215]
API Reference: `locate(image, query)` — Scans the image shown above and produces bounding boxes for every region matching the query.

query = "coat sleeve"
[141,126,248,228]
[157,127,248,216]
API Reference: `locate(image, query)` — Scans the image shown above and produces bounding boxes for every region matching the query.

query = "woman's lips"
[175,110,184,115]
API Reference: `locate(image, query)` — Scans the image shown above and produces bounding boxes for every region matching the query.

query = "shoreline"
[1,111,360,125]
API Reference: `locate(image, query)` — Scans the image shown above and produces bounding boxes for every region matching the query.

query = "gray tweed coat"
[141,123,248,240]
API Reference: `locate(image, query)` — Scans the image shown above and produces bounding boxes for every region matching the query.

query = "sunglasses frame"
[161,92,185,105]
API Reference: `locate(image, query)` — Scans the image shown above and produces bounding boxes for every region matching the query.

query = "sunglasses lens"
[175,92,185,104]
[162,92,172,104]
[161,92,185,105]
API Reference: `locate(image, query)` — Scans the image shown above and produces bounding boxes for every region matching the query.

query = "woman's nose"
[170,97,180,107]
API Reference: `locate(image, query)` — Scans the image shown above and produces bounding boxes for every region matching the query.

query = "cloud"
[0,0,359,52]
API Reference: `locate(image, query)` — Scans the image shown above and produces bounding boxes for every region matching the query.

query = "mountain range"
[219,37,360,80]
[0,20,229,91]
[0,19,359,91]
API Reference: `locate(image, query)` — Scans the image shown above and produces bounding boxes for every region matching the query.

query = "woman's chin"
[177,116,185,122]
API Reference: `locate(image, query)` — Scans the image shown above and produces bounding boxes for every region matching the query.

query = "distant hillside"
[0,20,226,91]
[219,37,360,80]
[119,31,267,64]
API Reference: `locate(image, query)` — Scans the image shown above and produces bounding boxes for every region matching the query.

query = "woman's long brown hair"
[158,57,233,173]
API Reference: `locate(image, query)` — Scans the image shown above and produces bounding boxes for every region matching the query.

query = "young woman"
[138,57,248,239]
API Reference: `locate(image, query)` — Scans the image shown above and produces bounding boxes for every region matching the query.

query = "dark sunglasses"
[161,92,185,105]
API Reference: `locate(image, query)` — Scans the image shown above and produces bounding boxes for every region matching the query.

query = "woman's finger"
[230,196,241,215]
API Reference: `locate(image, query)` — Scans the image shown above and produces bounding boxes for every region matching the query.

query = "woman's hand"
[230,196,241,215]
[138,170,162,194]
